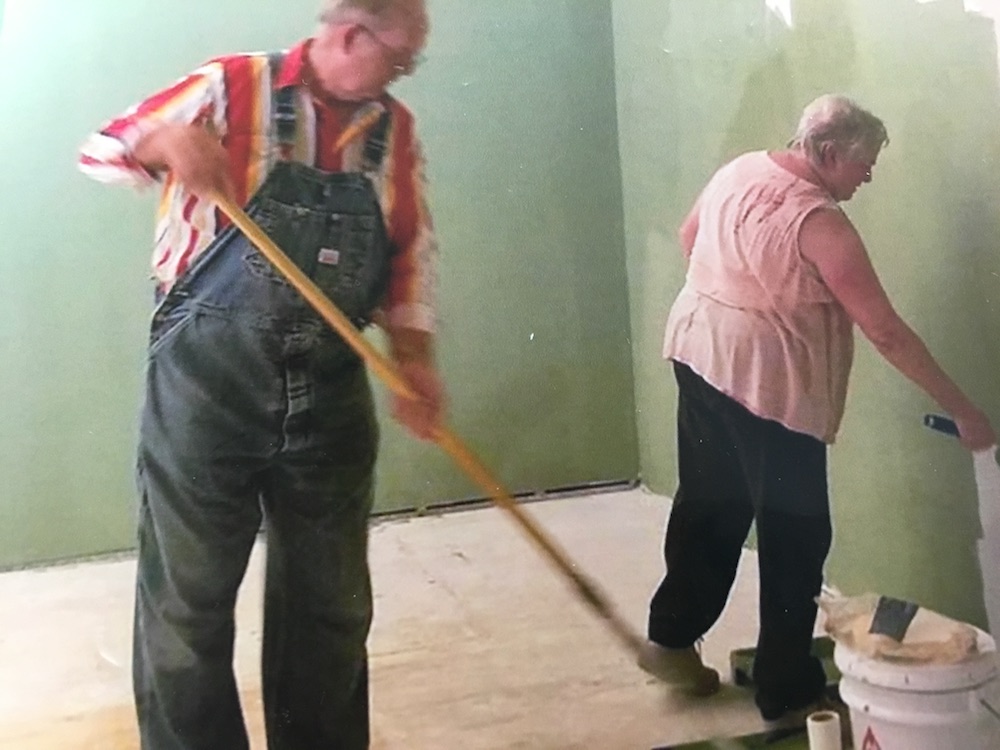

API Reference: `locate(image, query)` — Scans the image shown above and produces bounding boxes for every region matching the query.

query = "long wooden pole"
[214,194,645,659]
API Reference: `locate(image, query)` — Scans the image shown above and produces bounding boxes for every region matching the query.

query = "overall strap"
[267,51,296,161]
[266,49,391,176]
[361,111,393,174]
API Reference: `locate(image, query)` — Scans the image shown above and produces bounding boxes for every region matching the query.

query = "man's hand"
[386,327,444,440]
[135,123,235,200]
[392,358,445,440]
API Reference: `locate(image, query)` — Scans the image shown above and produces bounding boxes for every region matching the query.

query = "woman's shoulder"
[712,150,780,185]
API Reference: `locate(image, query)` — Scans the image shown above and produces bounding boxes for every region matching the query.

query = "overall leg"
[133,308,284,750]
[742,421,832,720]
[648,363,756,648]
[262,364,378,750]
[134,398,265,748]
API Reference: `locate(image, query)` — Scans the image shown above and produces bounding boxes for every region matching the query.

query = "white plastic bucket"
[835,628,1000,749]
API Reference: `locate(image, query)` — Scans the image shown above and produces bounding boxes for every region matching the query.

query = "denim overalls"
[133,67,394,750]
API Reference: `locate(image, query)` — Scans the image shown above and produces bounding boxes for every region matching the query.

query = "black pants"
[648,362,832,719]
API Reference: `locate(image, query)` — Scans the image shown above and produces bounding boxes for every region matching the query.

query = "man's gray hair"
[319,0,423,28]
[790,94,889,165]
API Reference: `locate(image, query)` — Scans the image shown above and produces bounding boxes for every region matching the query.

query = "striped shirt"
[79,39,437,333]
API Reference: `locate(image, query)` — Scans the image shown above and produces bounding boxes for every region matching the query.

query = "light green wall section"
[0,0,637,568]
[374,1,638,513]
[15,0,996,630]
[613,0,1000,626]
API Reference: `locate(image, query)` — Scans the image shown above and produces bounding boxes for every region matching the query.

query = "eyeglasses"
[359,25,425,76]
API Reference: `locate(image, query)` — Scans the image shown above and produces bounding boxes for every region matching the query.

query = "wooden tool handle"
[213,193,645,658]
[215,194,416,399]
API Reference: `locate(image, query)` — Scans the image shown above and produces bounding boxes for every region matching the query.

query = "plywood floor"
[0,489,788,749]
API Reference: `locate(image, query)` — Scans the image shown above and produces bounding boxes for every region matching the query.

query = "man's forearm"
[387,326,434,364]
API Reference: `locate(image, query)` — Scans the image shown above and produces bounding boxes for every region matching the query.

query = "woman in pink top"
[637,95,996,725]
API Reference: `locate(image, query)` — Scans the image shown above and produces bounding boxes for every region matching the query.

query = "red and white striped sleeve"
[78,60,229,190]
[383,101,439,334]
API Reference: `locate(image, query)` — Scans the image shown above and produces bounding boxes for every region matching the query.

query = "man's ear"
[341,23,365,52]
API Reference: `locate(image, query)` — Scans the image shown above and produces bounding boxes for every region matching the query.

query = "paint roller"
[924,413,1000,641]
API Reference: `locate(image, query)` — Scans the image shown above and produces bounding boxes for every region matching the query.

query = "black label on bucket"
[869,596,919,641]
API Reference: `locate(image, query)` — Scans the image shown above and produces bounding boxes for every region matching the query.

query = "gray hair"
[318,0,425,30]
[789,94,889,165]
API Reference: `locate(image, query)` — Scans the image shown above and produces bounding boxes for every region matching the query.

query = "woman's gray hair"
[789,94,889,165]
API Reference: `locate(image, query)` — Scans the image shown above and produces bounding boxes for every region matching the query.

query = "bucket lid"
[834,629,998,692]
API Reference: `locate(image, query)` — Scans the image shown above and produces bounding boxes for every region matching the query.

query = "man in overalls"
[78,1,440,747]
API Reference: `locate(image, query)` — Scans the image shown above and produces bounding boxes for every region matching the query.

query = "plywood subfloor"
[0,489,790,749]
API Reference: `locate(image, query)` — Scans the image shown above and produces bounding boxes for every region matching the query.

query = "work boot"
[637,641,721,697]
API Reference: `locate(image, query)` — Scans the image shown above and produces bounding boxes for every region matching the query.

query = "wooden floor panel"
[0,689,267,750]
[1,491,784,749]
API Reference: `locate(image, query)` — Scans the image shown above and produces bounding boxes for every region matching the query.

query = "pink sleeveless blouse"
[663,151,854,443]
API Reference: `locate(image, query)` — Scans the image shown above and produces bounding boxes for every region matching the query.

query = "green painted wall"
[0,0,637,568]
[10,0,996,633]
[613,0,1000,626]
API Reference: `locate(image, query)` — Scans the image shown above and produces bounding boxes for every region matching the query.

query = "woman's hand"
[953,408,997,452]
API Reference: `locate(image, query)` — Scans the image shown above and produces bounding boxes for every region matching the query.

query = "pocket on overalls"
[241,249,289,286]
[312,212,374,320]
[240,200,296,286]
[148,306,196,357]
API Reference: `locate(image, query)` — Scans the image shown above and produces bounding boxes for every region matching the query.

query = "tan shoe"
[637,641,721,697]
